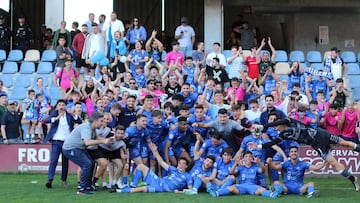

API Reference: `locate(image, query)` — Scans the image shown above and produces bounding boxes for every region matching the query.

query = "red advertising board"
[0,144,78,173]
[0,144,359,175]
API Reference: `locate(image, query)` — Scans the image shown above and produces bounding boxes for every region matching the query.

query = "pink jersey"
[323,112,342,136]
[226,86,245,101]
[165,51,184,69]
[293,114,312,125]
[342,109,358,139]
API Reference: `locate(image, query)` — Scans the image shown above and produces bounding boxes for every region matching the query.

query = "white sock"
[102,182,107,187]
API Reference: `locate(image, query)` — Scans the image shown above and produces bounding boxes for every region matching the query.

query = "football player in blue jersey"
[207,151,281,198]
[115,143,193,193]
[122,114,152,165]
[147,110,170,172]
[197,129,229,159]
[163,116,193,166]
[205,147,235,193]
[267,146,326,198]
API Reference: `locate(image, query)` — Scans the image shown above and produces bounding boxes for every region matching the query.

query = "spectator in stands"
[62,112,113,195]
[103,12,125,53]
[258,37,277,78]
[259,62,280,96]
[82,22,108,76]
[127,41,149,73]
[145,30,164,64]
[225,31,240,50]
[206,57,229,88]
[182,56,198,85]
[245,78,263,108]
[110,31,127,80]
[126,17,147,50]
[70,22,81,42]
[290,105,317,125]
[165,41,185,70]
[329,78,349,111]
[340,100,359,144]
[33,77,50,103]
[55,36,71,69]
[138,79,164,109]
[232,21,256,50]
[287,61,304,91]
[225,74,247,105]
[85,13,95,34]
[192,42,206,69]
[206,42,226,68]
[22,89,38,143]
[97,14,106,32]
[174,17,195,55]
[143,58,161,81]
[0,80,8,95]
[52,21,72,48]
[1,100,21,144]
[325,47,347,81]
[43,28,53,50]
[320,104,342,136]
[55,56,79,91]
[245,99,262,123]
[72,24,89,75]
[226,46,246,79]
[260,94,286,125]
[245,42,262,81]
[44,99,82,188]
[162,65,183,99]
[0,15,12,54]
[13,15,32,53]
[0,93,6,121]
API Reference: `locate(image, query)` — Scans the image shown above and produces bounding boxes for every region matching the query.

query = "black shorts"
[75,56,87,68]
[312,128,341,160]
[87,148,105,160]
[98,146,121,160]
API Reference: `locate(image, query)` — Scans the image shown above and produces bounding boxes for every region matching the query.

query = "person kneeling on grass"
[206,151,282,198]
[114,143,193,193]
[267,146,326,198]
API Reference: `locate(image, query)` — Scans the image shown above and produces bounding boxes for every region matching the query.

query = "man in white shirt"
[103,12,125,50]
[174,17,195,56]
[45,100,82,189]
[206,42,226,68]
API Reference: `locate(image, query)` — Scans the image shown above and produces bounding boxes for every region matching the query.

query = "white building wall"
[45,0,64,30]
[204,0,223,51]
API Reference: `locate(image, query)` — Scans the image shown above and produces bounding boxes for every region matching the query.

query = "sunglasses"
[129,82,136,84]
[133,20,138,22]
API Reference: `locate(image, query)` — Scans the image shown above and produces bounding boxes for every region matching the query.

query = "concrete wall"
[293,13,360,54]
[45,0,64,30]
[204,0,223,51]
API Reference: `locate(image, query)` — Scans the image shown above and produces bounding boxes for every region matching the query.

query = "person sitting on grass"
[267,146,326,198]
[206,150,281,198]
[114,143,193,193]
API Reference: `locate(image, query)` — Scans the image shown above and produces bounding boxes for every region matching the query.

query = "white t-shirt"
[226,56,245,79]
[206,52,227,67]
[175,25,195,48]
[103,19,125,41]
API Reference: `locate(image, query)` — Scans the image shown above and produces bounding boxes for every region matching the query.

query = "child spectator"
[35,93,51,143]
[320,104,342,136]
[22,89,38,143]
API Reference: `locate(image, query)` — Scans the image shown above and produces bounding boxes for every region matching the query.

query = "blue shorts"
[285,182,303,194]
[168,146,185,158]
[129,146,142,160]
[235,183,260,195]
[273,152,284,162]
[144,169,166,192]
[141,145,149,159]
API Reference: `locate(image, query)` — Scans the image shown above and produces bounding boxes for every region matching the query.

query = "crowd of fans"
[1,11,360,197]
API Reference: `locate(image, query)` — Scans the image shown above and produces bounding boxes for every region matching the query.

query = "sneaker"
[77,189,93,195]
[270,191,279,198]
[206,183,217,197]
[45,181,52,189]
[112,184,120,190]
[353,176,359,192]
[77,183,81,189]
[35,138,42,143]
[274,184,283,195]
[30,135,36,144]
[184,188,198,195]
[88,185,99,192]
[23,136,29,144]
[307,190,320,198]
[119,184,129,189]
